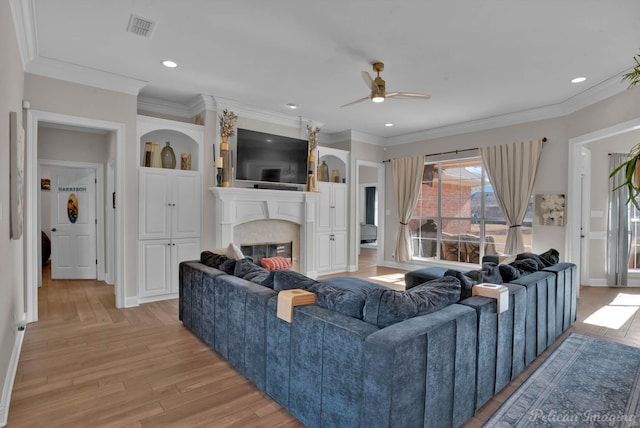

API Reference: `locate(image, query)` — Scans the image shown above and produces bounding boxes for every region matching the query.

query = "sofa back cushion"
[363,276,461,328]
[270,270,382,320]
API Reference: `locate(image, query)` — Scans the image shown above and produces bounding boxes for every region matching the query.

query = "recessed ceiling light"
[286,103,299,109]
[571,76,586,83]
[385,123,394,127]
[162,60,178,68]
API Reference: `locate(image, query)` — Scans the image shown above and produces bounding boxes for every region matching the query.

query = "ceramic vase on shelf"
[220,136,230,187]
[161,142,176,169]
[317,160,329,182]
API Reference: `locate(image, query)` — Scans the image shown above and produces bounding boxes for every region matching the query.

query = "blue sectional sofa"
[179,250,577,428]
[404,250,578,410]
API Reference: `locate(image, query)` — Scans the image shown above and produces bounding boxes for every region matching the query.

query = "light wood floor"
[7,249,640,427]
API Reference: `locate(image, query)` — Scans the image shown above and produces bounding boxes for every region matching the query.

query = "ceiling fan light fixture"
[371,94,385,103]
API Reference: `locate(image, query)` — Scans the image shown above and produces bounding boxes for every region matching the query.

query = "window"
[410,157,532,264]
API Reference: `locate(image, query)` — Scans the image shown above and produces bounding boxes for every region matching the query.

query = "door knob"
[51,228,57,232]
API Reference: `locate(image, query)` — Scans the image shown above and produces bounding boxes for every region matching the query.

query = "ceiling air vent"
[127,14,156,37]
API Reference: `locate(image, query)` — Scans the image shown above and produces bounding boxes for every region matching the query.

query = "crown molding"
[26,56,148,96]
[10,0,38,69]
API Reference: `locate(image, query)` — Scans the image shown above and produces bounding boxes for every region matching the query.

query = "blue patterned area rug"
[484,333,640,427]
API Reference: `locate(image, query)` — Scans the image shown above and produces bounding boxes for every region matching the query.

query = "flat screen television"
[235,128,309,185]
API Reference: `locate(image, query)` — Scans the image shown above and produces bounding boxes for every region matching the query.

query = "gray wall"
[0,0,26,421]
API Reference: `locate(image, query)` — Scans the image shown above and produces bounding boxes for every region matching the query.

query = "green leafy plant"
[622,52,640,88]
[610,142,640,210]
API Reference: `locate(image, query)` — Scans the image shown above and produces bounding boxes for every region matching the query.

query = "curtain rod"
[382,137,547,163]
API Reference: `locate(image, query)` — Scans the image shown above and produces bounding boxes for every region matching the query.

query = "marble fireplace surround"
[209,187,320,277]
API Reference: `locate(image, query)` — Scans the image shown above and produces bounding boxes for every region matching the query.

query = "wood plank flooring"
[7,250,640,427]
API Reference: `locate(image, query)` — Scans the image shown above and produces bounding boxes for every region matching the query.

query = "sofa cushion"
[219,258,237,275]
[271,269,320,292]
[234,258,270,285]
[261,256,292,271]
[362,276,461,328]
[510,258,540,275]
[465,262,503,285]
[271,271,382,320]
[200,251,229,269]
[444,269,474,299]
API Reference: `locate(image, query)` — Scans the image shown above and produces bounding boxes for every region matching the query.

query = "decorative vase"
[307,148,316,192]
[180,153,191,170]
[317,160,329,182]
[220,136,230,187]
[161,142,176,169]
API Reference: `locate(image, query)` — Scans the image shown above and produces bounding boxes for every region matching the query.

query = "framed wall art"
[9,111,25,240]
[534,193,565,227]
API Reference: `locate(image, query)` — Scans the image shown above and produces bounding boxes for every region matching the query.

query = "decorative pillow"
[498,263,522,282]
[444,269,474,299]
[233,258,270,285]
[200,251,229,269]
[363,276,461,328]
[225,243,244,260]
[464,262,503,285]
[218,258,237,275]
[261,256,293,271]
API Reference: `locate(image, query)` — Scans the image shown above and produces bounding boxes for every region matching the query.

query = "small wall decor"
[219,109,238,187]
[535,194,566,226]
[41,178,51,190]
[9,111,24,239]
[67,193,79,223]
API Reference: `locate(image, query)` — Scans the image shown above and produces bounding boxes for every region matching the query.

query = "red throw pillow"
[261,256,292,271]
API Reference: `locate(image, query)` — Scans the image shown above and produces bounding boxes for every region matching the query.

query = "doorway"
[567,117,640,288]
[356,160,385,268]
[42,163,104,280]
[25,110,126,323]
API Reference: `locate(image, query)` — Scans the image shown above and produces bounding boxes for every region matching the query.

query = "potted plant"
[610,51,640,209]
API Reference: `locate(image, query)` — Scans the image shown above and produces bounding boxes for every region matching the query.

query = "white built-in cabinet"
[316,147,349,274]
[137,116,203,303]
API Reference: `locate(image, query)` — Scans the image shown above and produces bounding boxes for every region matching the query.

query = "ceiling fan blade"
[361,71,377,92]
[386,92,431,100]
[340,96,370,107]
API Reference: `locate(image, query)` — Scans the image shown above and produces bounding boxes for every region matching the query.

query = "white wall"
[0,0,25,424]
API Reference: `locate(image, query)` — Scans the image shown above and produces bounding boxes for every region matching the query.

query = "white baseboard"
[124,296,139,308]
[0,328,25,427]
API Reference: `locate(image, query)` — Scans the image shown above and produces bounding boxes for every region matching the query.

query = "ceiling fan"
[341,62,431,107]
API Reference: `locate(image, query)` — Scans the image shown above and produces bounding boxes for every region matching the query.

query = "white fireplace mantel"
[209,187,320,277]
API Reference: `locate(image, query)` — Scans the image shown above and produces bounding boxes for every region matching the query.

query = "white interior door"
[50,167,97,279]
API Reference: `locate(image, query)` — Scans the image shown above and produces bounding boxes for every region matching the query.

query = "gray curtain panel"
[607,153,629,286]
[391,156,424,263]
[480,140,544,254]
